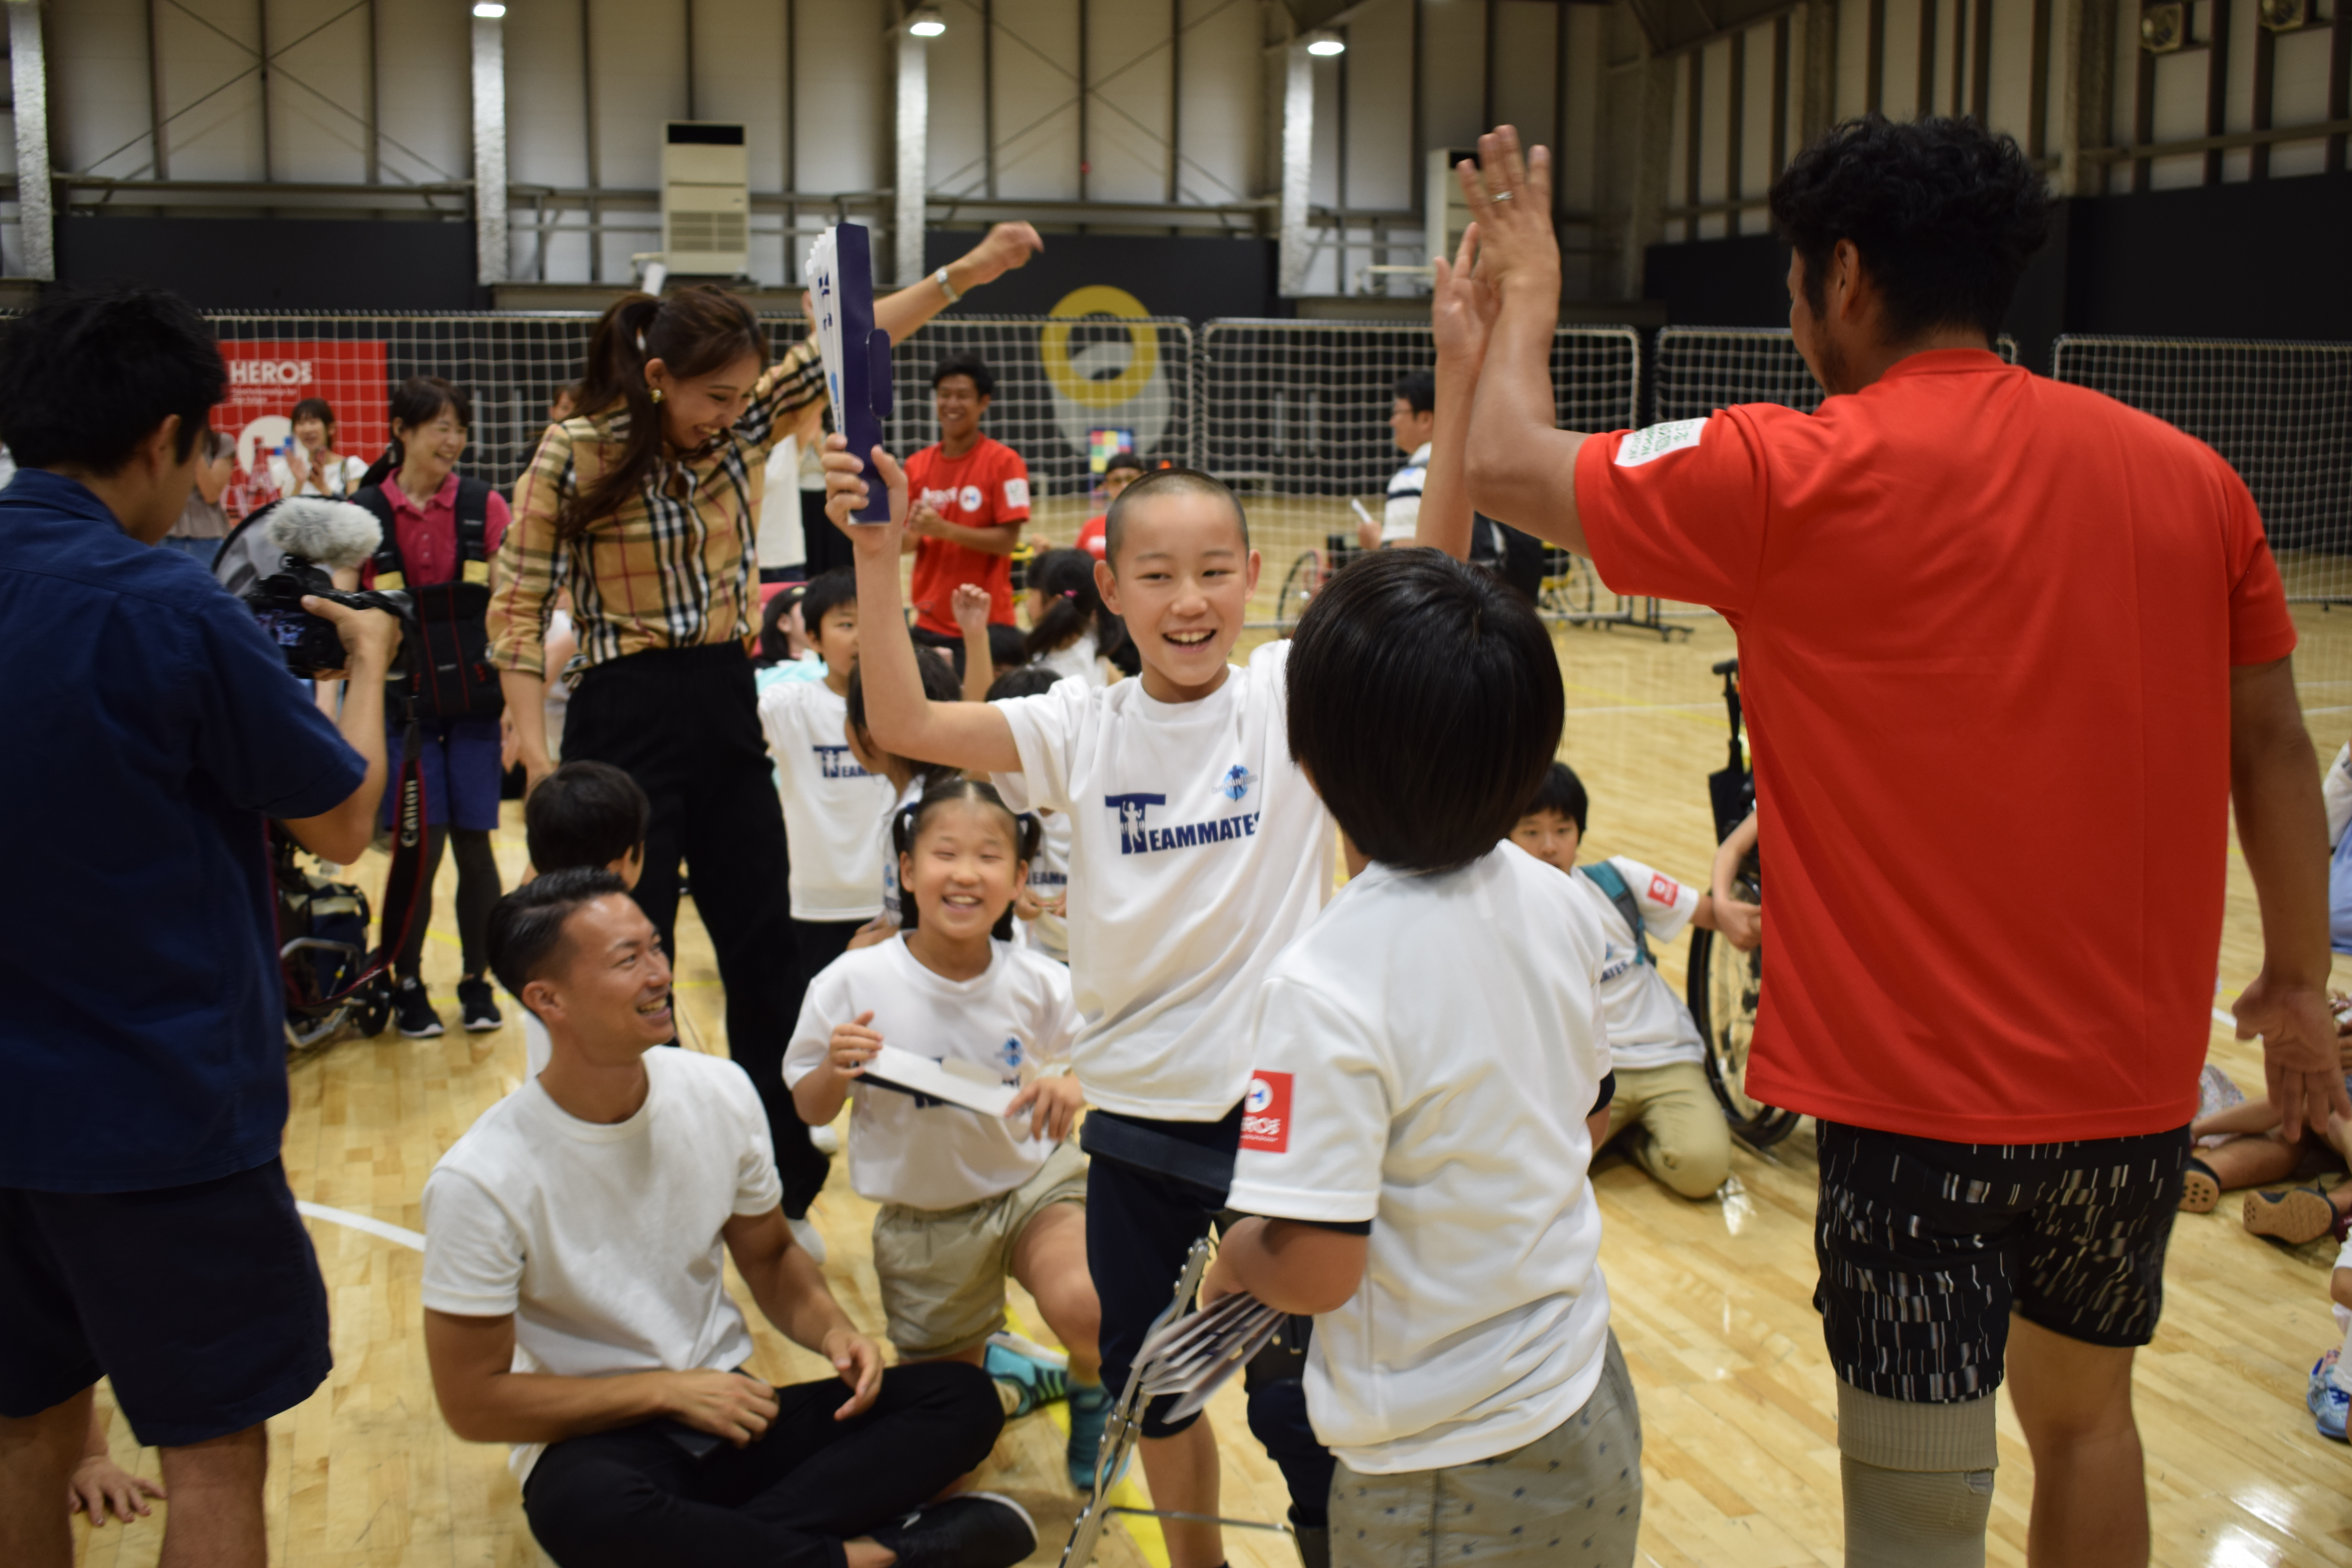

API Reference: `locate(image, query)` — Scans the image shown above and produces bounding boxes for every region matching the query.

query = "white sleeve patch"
[1004,477,1031,510]
[1613,418,1709,468]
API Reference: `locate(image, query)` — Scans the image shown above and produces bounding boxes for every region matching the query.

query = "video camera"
[238,498,412,680]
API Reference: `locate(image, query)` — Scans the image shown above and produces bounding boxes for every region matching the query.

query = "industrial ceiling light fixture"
[472,2,506,16]
[1305,30,1346,56]
[908,5,946,36]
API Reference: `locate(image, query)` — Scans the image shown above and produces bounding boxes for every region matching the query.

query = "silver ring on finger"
[1491,190,1515,203]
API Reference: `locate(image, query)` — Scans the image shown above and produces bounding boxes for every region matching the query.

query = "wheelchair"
[1683,657,1802,1148]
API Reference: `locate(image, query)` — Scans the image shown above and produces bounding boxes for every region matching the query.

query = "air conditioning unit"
[2139,2,2187,51]
[662,122,749,277]
[1425,147,1482,272]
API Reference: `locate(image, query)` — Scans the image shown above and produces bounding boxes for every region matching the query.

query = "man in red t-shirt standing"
[1447,120,2343,1567]
[901,354,1030,673]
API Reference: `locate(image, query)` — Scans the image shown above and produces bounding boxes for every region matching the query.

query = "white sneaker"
[809,1124,842,1155]
[789,1215,828,1264]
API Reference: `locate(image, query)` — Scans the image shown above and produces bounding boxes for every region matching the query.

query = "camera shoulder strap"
[453,477,494,587]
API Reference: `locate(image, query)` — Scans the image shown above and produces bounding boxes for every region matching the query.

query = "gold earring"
[649,386,665,405]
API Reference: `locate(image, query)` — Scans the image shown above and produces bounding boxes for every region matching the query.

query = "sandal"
[2179,1158,2221,1214]
[2244,1181,2339,1246]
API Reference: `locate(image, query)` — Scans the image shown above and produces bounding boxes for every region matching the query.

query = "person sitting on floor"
[420,869,1034,1568]
[2184,995,2352,1247]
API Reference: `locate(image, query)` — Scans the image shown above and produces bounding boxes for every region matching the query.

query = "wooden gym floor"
[69,590,2352,1568]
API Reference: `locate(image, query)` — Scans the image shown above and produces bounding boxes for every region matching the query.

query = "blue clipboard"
[809,223,895,524]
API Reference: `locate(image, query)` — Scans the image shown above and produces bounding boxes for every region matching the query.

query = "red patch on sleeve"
[1240,1071,1292,1154]
[1649,874,1681,905]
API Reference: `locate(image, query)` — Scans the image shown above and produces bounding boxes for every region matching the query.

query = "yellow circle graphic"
[1040,285,1161,410]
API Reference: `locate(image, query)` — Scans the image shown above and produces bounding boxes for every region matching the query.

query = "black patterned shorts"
[1813,1120,2191,1403]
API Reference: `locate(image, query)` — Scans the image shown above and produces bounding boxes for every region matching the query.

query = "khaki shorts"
[872,1140,1089,1358]
[1332,1330,1642,1568]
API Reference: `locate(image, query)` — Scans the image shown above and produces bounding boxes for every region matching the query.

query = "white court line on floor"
[1560,701,1720,715]
[296,1200,424,1251]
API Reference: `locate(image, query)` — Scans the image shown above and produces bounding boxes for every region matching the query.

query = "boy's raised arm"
[829,437,1024,775]
[1415,222,1497,561]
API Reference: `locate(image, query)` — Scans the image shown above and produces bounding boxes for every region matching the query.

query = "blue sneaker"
[1067,1381,1114,1491]
[984,1340,1068,1419]
[2310,1351,2349,1441]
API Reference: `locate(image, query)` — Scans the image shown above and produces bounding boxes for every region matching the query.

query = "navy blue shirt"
[0,471,365,1192]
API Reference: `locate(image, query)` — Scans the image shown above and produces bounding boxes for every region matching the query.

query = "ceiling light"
[472,3,506,16]
[908,6,946,35]
[1306,31,1346,56]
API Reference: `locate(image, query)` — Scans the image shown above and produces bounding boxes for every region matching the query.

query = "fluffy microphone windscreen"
[267,498,382,572]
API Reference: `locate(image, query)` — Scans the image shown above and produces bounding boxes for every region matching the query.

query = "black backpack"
[352,479,505,723]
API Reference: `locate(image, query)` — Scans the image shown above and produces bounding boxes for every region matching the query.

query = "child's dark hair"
[933,354,996,399]
[987,664,1063,702]
[290,396,337,434]
[800,566,858,636]
[525,760,651,871]
[1524,761,1588,834]
[755,585,802,666]
[1392,370,1435,416]
[488,866,632,1006]
[1287,550,1563,873]
[1023,548,1111,661]
[846,652,963,789]
[889,779,1042,941]
[1102,448,1146,478]
[1102,468,1249,568]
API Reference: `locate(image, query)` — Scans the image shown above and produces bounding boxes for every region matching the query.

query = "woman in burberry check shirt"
[486,227,1040,1238]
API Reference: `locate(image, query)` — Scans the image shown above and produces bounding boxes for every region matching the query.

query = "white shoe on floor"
[789,1215,828,1264]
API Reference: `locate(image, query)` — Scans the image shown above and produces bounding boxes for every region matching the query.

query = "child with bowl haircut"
[1208,547,1639,1568]
[824,437,1337,1568]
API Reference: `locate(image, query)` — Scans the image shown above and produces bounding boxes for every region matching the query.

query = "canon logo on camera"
[228,359,316,388]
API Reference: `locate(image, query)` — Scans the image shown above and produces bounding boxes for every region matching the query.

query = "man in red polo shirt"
[901,354,1030,673]
[1452,119,2341,1566]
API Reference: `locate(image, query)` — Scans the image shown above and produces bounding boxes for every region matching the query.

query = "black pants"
[911,622,1026,677]
[522,1361,1001,1568]
[787,917,865,1031]
[564,644,828,1218]
[801,490,853,579]
[379,826,501,979]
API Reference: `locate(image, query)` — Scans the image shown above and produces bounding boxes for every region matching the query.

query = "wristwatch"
[933,266,960,305]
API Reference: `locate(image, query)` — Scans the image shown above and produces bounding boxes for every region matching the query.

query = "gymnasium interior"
[11,0,2352,1563]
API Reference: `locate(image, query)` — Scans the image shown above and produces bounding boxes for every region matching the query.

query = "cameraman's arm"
[281,600,399,864]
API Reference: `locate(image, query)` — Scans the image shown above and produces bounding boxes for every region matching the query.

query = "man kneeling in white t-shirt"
[1207,550,1643,1568]
[421,869,1034,1568]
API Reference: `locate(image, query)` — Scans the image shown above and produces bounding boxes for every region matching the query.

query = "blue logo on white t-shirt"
[1220,765,1254,802]
[1000,1038,1024,1070]
[1105,791,1259,856]
[813,744,871,780]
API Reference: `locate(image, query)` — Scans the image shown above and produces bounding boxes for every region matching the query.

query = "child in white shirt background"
[1209,547,1641,1568]
[826,441,1338,1568]
[984,664,1074,965]
[1510,761,1760,1201]
[784,779,1107,1488]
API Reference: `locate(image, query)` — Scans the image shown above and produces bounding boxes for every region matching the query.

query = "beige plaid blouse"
[488,339,826,681]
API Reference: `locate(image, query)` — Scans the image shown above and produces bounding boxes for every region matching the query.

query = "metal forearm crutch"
[1058,1236,1299,1568]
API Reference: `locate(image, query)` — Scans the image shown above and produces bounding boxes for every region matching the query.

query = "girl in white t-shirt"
[840,655,962,942]
[1019,547,1119,689]
[985,664,1075,963]
[784,779,1109,1488]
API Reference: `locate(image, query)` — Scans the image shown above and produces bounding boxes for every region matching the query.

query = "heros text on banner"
[211,340,391,519]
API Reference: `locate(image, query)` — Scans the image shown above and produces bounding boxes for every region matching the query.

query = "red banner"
[211,340,390,519]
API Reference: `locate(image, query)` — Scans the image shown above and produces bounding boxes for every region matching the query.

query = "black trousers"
[380,827,501,979]
[522,1362,1002,1568]
[563,644,829,1217]
[801,490,854,579]
[911,622,1026,677]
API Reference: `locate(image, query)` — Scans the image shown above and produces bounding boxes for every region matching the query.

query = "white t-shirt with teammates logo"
[1569,855,1706,1071]
[784,933,1079,1210]
[1227,842,1614,1475]
[758,680,899,921]
[420,1048,782,1484]
[996,639,1335,1120]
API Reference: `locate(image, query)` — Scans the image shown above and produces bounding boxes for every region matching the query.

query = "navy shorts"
[383,716,504,831]
[1813,1120,2190,1403]
[1082,1105,1242,1440]
[0,1158,332,1446]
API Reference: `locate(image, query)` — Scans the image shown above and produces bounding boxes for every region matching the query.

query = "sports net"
[2051,336,2352,603]
[1653,327,2019,421]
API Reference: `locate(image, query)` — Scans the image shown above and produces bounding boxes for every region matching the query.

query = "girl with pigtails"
[485,228,1042,1248]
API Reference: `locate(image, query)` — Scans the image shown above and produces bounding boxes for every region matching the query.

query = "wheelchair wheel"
[1686,873,1802,1148]
[1276,550,1321,628]
[1538,549,1596,617]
